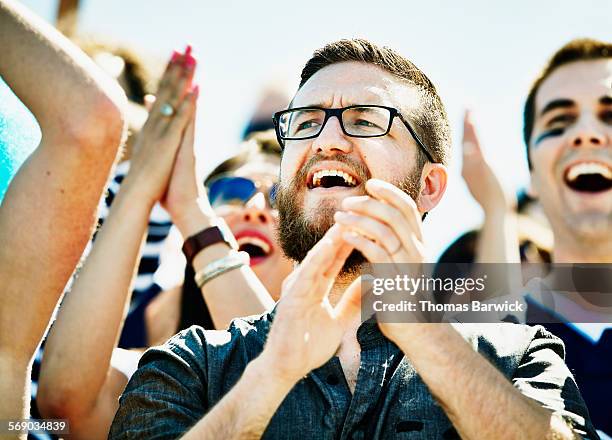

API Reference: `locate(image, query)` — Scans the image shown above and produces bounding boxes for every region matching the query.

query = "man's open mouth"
[307,168,360,190]
[563,162,612,193]
[235,230,274,266]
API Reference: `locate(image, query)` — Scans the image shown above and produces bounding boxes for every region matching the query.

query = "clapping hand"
[122,46,198,206]
[259,225,361,383]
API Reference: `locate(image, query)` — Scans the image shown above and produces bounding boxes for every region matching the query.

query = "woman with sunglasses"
[145,130,293,345]
[37,48,290,439]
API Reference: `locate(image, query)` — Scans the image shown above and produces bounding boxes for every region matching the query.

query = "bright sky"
[11,0,612,258]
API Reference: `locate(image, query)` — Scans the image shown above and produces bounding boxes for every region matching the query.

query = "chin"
[304,197,339,230]
[564,213,612,242]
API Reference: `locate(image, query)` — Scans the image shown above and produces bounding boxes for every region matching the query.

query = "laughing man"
[110,39,596,439]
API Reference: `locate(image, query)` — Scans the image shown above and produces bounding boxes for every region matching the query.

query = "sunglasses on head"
[206,176,278,208]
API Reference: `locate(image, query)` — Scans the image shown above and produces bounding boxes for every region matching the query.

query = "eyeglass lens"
[279,106,392,139]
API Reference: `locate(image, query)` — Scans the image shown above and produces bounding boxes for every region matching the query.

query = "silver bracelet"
[194,251,250,288]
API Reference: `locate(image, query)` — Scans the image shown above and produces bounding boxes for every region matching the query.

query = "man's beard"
[276,156,423,275]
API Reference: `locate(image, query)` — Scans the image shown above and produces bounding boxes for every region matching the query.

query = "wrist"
[255,348,304,387]
[117,172,159,209]
[174,202,217,238]
[482,206,517,223]
[392,323,454,355]
[113,179,157,212]
[482,190,517,215]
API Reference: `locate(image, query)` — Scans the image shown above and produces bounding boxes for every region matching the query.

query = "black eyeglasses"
[272,105,434,163]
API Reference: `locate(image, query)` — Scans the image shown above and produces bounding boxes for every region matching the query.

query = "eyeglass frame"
[272,104,435,163]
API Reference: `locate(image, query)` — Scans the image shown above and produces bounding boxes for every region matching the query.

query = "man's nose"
[310,116,352,155]
[569,119,607,149]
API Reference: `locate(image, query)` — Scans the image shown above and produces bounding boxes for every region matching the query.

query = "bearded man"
[110,39,595,440]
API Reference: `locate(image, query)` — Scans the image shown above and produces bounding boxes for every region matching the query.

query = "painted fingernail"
[170,50,181,63]
[184,44,192,56]
[191,84,200,98]
[184,54,197,69]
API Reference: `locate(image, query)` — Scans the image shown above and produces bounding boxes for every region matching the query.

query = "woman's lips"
[234,229,275,266]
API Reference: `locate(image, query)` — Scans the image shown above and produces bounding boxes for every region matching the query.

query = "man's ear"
[418,163,448,214]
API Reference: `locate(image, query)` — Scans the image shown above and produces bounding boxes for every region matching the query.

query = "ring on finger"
[160,103,175,117]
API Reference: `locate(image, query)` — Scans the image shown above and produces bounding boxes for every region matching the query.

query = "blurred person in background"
[0,0,126,435]
[241,82,292,139]
[145,130,292,345]
[439,39,612,438]
[434,111,553,297]
[521,38,612,438]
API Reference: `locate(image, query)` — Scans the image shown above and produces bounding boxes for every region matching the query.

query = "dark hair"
[178,264,214,331]
[523,38,612,168]
[298,38,451,165]
[204,129,282,187]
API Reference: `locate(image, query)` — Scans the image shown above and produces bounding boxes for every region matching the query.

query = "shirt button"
[326,374,340,385]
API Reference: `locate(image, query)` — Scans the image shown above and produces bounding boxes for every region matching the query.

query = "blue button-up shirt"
[109,310,597,439]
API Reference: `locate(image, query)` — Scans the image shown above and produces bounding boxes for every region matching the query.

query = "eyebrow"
[295,101,332,109]
[539,99,576,117]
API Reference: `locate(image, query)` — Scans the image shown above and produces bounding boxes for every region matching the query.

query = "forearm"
[396,325,578,439]
[474,210,522,302]
[176,206,275,330]
[0,0,125,142]
[0,0,126,360]
[182,354,296,440]
[476,209,520,264]
[38,183,151,418]
[0,354,30,431]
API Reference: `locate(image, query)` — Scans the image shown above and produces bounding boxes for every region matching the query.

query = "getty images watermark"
[360,263,612,324]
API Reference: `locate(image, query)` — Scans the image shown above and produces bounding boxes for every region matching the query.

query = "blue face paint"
[533,128,565,146]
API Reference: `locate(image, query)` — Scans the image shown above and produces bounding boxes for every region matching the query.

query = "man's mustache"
[287,154,371,190]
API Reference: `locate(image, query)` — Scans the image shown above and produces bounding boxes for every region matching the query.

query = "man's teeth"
[312,169,356,187]
[566,162,612,182]
[237,237,270,254]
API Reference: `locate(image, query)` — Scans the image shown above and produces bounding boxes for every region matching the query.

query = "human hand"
[334,179,429,344]
[161,101,216,237]
[259,225,360,384]
[122,46,198,207]
[462,110,514,214]
[335,179,426,265]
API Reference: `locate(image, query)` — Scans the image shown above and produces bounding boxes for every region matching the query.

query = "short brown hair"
[523,38,612,168]
[298,38,451,165]
[204,130,281,186]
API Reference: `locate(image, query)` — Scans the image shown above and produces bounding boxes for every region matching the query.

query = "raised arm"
[162,113,275,330]
[36,50,197,440]
[0,0,126,423]
[461,110,520,264]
